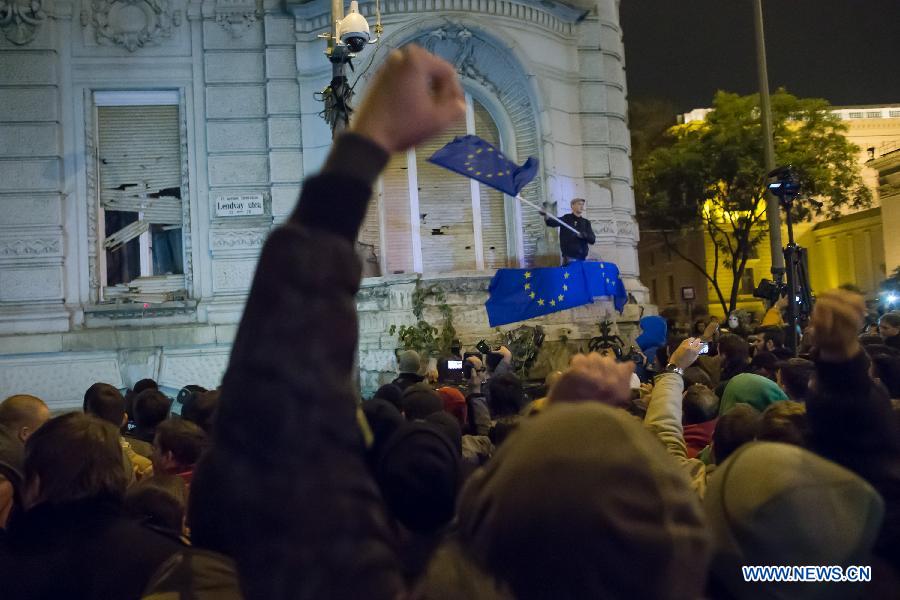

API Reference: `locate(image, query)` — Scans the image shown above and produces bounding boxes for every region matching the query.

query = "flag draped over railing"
[485,262,628,327]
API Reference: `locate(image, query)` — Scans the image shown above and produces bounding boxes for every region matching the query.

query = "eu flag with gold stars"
[428,135,538,196]
[485,265,593,327]
[583,261,629,313]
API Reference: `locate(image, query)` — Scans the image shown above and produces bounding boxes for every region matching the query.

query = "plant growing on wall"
[388,280,456,357]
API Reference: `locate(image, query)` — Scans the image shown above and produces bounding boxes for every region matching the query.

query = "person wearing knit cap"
[392,350,424,392]
[401,383,442,421]
[436,386,466,429]
[719,372,788,416]
[451,402,710,600]
[375,420,461,582]
[704,441,884,600]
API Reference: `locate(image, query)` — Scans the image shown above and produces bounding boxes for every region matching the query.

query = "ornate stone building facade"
[0,0,646,407]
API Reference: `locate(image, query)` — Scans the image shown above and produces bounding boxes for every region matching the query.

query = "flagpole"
[515,194,581,236]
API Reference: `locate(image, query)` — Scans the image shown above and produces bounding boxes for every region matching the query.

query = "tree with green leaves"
[635,90,871,316]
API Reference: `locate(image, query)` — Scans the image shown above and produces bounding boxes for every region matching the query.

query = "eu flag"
[428,135,538,196]
[583,261,629,313]
[485,265,593,327]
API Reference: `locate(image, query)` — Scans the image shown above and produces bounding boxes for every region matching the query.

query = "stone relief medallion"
[214,0,258,38]
[0,0,47,45]
[85,0,181,51]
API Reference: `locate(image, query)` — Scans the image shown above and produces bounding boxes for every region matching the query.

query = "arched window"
[361,94,516,275]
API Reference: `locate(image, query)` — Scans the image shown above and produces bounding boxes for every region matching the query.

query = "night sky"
[620,0,900,112]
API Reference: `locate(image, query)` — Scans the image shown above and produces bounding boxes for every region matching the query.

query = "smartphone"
[447,360,463,370]
[699,342,709,355]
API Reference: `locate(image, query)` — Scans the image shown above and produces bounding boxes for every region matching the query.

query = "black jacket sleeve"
[580,218,595,245]
[202,134,404,600]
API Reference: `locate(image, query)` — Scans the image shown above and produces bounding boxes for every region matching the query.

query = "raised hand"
[669,337,705,371]
[351,45,466,154]
[810,289,865,361]
[549,352,634,408]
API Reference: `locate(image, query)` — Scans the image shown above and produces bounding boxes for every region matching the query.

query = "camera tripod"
[769,167,814,354]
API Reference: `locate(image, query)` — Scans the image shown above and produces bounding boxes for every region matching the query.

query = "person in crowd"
[374,420,460,582]
[760,294,788,328]
[879,312,900,350]
[539,198,596,265]
[523,369,564,416]
[180,389,219,435]
[635,315,667,373]
[437,386,467,429]
[714,334,752,397]
[485,345,514,377]
[124,378,159,430]
[548,352,634,409]
[486,373,528,447]
[151,419,207,488]
[756,400,809,447]
[682,384,719,459]
[372,383,403,411]
[189,46,466,598]
[871,353,900,400]
[0,413,182,600]
[718,372,787,416]
[683,365,714,389]
[703,441,884,600]
[392,350,424,392]
[749,351,778,381]
[0,394,50,528]
[776,357,815,402]
[804,290,900,574]
[125,388,172,458]
[443,402,710,599]
[463,355,490,436]
[84,382,153,481]
[400,383,442,421]
[124,473,188,538]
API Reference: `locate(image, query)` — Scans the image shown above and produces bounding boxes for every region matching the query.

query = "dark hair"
[778,359,815,401]
[83,382,125,427]
[155,419,207,469]
[757,401,808,447]
[25,413,127,506]
[750,352,778,377]
[683,384,720,425]
[488,373,525,417]
[872,354,900,398]
[763,329,785,349]
[718,334,750,366]
[133,378,159,394]
[124,474,186,533]
[683,366,713,390]
[372,384,403,410]
[134,389,171,431]
[712,404,760,464]
[181,389,219,434]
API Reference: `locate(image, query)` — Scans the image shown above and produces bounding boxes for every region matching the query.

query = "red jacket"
[683,419,717,459]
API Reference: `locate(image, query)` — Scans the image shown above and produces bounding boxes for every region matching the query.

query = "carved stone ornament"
[0,0,47,45]
[87,0,182,51]
[214,0,257,38]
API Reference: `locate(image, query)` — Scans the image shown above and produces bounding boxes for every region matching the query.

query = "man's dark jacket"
[0,497,182,600]
[545,213,595,261]
[197,134,404,599]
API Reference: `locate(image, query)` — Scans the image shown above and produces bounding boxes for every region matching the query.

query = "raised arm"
[201,46,465,600]
[643,338,708,497]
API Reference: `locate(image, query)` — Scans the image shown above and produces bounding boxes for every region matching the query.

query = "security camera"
[337,1,370,53]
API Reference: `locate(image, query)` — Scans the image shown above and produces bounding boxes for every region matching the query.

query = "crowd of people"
[2,46,900,599]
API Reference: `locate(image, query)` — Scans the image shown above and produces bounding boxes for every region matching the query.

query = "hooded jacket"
[636,315,668,362]
[719,372,788,416]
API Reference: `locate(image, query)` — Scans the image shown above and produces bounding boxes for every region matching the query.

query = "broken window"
[94,92,187,303]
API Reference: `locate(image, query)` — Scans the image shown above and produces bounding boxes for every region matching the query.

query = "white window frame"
[93,90,185,301]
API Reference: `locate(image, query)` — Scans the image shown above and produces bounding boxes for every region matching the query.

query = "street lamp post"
[753,0,785,276]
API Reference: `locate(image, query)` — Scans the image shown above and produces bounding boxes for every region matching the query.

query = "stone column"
[576,0,646,301]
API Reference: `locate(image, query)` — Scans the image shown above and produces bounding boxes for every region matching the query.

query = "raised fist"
[351,45,466,154]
